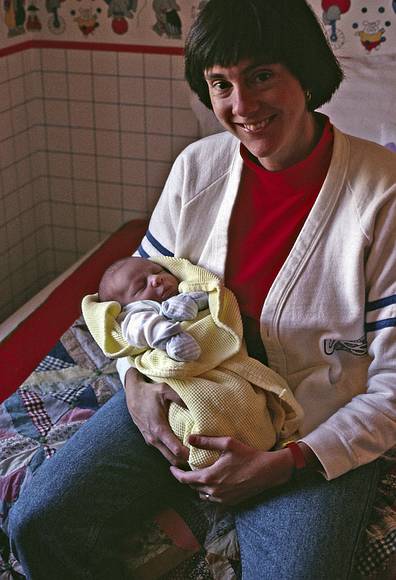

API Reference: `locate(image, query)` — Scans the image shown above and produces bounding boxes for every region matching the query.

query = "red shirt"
[225,118,334,359]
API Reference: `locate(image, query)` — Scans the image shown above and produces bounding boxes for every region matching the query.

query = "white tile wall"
[0,45,201,323]
[0,49,49,322]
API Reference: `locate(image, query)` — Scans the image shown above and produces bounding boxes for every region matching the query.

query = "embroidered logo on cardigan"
[323,336,368,357]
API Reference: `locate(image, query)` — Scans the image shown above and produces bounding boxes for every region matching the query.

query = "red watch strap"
[285,442,306,470]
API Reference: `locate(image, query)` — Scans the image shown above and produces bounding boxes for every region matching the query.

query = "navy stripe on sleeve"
[145,230,174,257]
[137,244,149,258]
[366,294,396,312]
[365,318,396,332]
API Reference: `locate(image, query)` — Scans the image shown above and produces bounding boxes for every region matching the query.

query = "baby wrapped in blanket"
[82,256,303,469]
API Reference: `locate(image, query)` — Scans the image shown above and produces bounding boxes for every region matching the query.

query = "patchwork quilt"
[0,317,395,579]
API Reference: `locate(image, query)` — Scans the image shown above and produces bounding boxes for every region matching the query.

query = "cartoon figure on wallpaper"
[26,2,41,31]
[46,0,65,34]
[72,7,100,36]
[354,20,386,52]
[352,5,392,52]
[152,0,181,39]
[3,0,26,37]
[104,0,137,35]
[105,0,137,19]
[321,0,350,48]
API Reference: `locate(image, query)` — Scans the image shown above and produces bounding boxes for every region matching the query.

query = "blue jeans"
[234,461,380,579]
[7,389,380,579]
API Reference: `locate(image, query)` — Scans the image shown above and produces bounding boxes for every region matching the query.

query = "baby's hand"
[161,294,199,321]
[188,292,209,311]
[166,332,201,361]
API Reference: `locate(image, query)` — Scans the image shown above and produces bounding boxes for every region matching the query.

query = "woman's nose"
[232,85,259,118]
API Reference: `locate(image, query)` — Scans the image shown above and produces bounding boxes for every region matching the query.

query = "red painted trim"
[35,39,184,54]
[0,38,184,58]
[0,39,35,57]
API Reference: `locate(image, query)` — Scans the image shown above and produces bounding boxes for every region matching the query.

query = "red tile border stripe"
[0,39,184,59]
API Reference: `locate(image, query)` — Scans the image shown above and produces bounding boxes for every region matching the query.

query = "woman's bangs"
[201,13,282,71]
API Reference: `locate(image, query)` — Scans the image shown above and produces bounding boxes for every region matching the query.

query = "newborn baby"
[98,256,208,361]
[83,255,304,469]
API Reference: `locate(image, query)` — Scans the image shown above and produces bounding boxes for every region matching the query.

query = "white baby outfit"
[118,292,208,362]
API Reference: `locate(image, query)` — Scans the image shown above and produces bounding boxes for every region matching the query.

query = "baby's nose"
[149,274,162,287]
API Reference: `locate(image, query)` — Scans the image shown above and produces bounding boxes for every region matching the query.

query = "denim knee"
[7,490,96,579]
[7,497,43,569]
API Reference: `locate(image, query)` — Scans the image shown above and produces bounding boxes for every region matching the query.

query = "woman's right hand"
[124,367,189,467]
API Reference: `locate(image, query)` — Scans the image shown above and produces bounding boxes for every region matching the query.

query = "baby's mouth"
[161,287,172,300]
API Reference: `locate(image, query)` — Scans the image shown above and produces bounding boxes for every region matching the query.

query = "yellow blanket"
[82,257,303,469]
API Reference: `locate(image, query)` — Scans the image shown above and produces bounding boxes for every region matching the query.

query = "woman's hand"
[170,434,295,505]
[124,367,189,467]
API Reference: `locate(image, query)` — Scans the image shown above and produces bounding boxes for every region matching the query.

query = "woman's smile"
[239,114,277,134]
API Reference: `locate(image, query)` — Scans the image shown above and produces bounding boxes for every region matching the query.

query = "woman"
[8,1,396,578]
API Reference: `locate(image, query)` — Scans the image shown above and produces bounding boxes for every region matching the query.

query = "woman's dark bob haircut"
[185,0,344,112]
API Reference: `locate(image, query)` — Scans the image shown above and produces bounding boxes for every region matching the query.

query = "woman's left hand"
[170,434,295,506]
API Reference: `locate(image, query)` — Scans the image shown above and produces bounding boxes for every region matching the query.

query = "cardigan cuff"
[116,357,134,389]
[301,427,360,480]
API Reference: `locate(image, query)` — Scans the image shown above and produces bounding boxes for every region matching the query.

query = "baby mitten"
[187,291,209,311]
[166,331,201,361]
[161,292,208,321]
[161,294,198,321]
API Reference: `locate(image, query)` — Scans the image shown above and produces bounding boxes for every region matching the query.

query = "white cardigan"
[118,126,396,480]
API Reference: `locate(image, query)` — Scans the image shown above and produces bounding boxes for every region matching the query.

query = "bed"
[0,218,395,579]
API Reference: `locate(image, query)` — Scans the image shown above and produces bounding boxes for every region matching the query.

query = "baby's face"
[113,258,179,305]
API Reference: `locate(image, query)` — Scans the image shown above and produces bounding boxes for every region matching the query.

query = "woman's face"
[204,59,316,171]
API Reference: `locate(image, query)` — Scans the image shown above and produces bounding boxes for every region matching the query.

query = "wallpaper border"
[0,39,184,58]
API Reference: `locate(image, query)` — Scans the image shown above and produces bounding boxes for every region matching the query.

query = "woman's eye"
[211,80,230,91]
[253,71,272,83]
